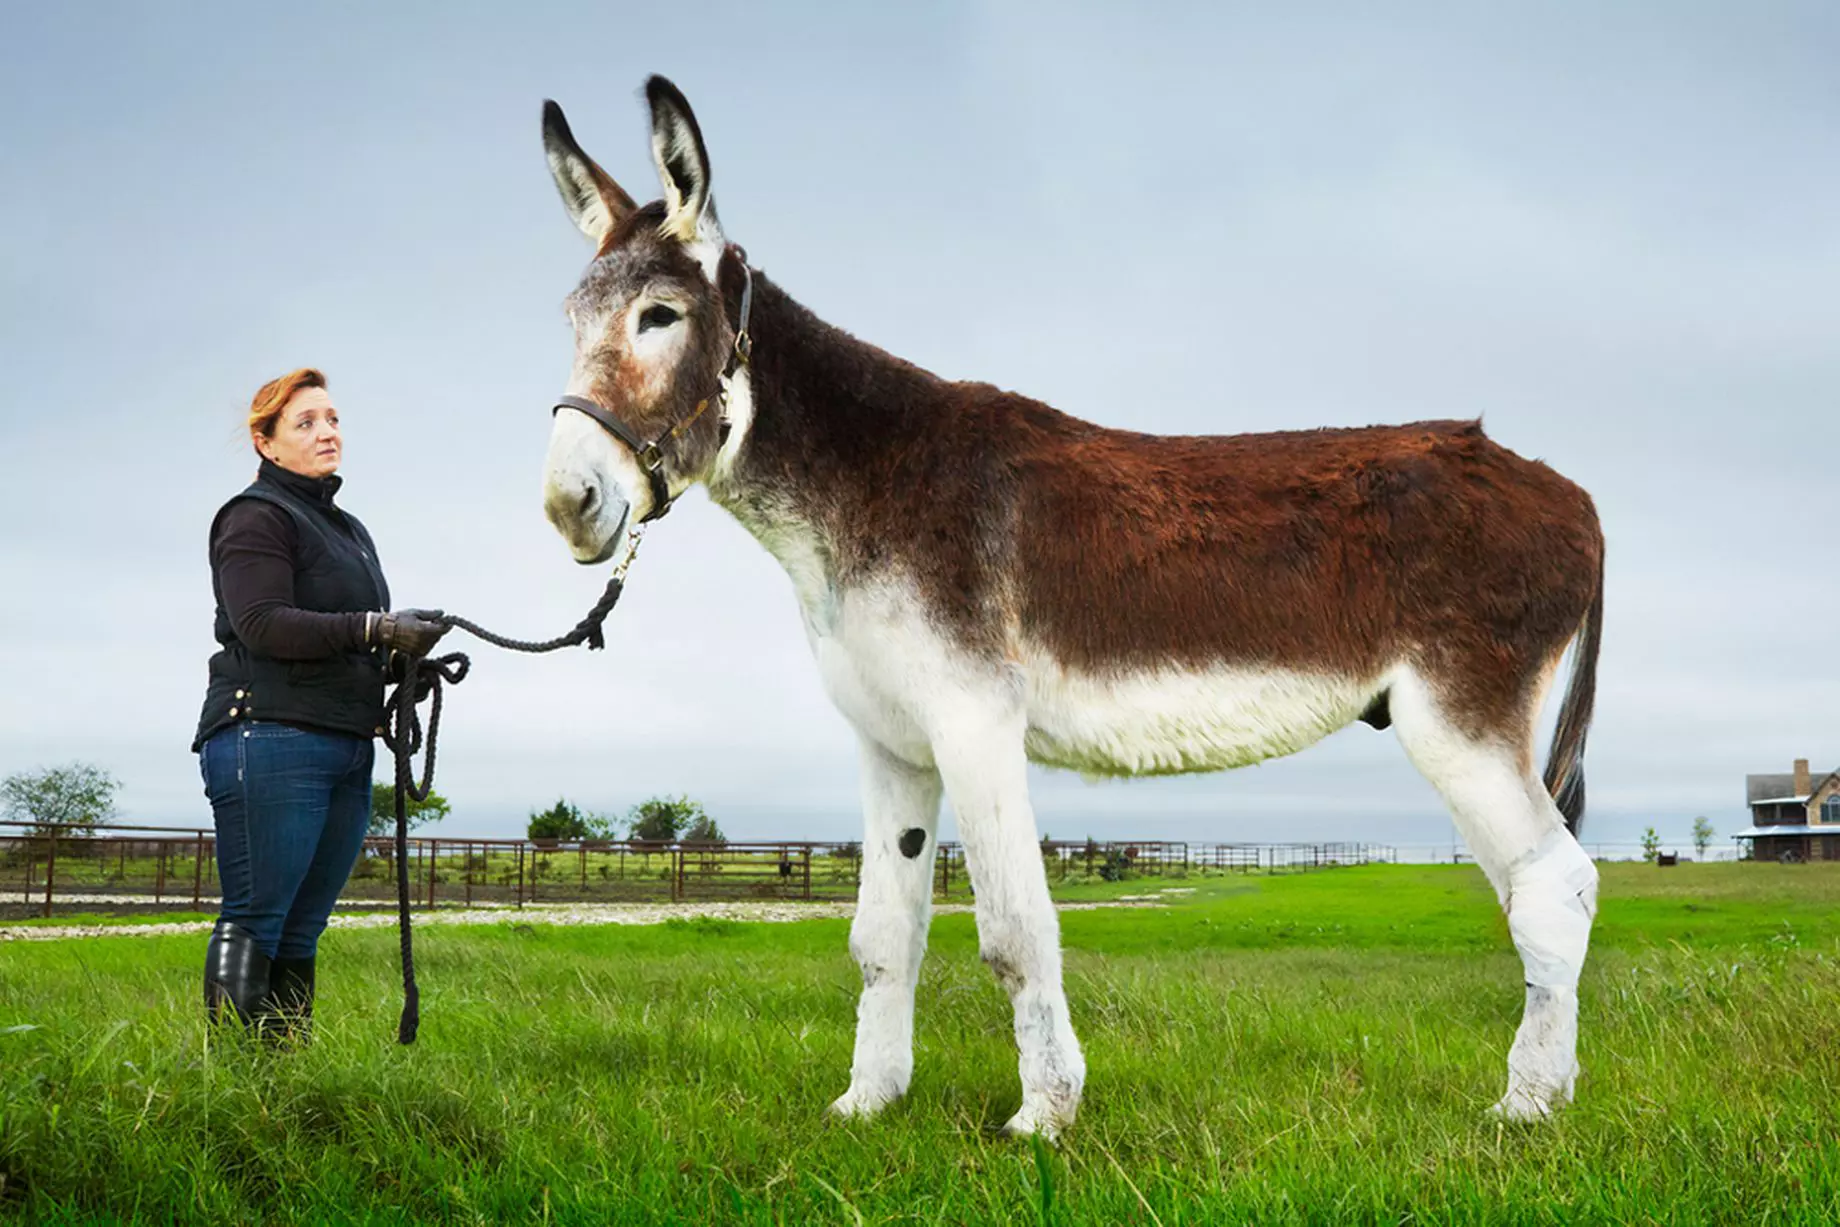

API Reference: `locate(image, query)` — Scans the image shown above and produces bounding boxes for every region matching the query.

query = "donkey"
[536,77,1604,1137]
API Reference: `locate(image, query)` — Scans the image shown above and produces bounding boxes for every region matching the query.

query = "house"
[1735,758,1840,862]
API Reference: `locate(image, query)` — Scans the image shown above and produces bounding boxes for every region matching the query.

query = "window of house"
[1824,794,1840,825]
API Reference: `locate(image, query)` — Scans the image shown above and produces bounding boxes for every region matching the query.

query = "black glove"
[371,609,450,658]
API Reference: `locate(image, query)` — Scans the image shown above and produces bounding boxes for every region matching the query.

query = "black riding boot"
[204,921,270,1028]
[259,956,316,1047]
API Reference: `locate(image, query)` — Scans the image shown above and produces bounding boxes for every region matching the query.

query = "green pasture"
[1,863,1837,1224]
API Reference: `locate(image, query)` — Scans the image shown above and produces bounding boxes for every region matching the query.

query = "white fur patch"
[708,365,754,489]
[545,394,649,557]
[1019,649,1389,777]
[682,213,725,282]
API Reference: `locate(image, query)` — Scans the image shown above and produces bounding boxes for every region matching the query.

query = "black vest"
[192,461,392,751]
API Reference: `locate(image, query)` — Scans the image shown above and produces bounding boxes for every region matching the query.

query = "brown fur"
[719,264,1602,745]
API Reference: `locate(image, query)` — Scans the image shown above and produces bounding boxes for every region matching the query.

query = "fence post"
[674,848,685,902]
[42,827,57,919]
[465,841,473,908]
[193,832,204,907]
[802,847,812,901]
[427,839,439,910]
[516,845,525,909]
[155,841,166,904]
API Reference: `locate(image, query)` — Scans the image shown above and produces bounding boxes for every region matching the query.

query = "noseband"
[552,243,755,523]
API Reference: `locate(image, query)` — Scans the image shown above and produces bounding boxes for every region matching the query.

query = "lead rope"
[379,526,646,1043]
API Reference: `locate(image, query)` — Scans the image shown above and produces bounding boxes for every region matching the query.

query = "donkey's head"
[540,77,738,563]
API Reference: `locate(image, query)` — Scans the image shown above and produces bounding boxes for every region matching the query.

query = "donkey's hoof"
[827,1085,896,1122]
[1489,1087,1558,1122]
[999,1105,1073,1143]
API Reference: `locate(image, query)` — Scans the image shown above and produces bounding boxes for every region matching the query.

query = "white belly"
[1020,650,1387,777]
[777,569,1387,779]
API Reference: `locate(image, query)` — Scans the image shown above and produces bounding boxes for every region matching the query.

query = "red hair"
[247,368,327,454]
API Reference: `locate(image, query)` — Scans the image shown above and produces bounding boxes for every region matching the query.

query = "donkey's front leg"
[829,738,943,1121]
[936,713,1085,1139]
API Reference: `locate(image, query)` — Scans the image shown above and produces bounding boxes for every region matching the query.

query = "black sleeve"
[212,501,370,660]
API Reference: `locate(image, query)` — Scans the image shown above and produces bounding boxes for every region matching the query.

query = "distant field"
[2,863,1837,1224]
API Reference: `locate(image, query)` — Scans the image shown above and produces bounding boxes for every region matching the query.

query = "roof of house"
[1732,825,1840,838]
[1747,771,1836,805]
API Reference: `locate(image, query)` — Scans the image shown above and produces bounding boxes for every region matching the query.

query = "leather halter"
[552,243,754,524]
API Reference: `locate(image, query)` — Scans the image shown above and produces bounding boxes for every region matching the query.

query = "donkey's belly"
[1022,654,1386,777]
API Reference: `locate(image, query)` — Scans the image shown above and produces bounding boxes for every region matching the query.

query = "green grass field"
[2,863,1837,1224]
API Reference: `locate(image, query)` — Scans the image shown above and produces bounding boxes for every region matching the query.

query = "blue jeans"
[199,722,374,960]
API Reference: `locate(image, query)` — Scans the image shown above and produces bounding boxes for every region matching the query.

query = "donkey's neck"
[702,274,961,636]
[707,274,946,547]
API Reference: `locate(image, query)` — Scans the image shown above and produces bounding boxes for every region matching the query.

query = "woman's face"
[257,386,342,479]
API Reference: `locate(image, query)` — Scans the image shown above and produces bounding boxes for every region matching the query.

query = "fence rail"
[0,821,1402,920]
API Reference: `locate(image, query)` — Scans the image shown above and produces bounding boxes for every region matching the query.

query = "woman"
[193,368,447,1039]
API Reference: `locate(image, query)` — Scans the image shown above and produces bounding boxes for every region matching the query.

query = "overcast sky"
[1,2,1833,852]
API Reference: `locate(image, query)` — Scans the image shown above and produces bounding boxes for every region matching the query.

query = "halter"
[552,243,754,523]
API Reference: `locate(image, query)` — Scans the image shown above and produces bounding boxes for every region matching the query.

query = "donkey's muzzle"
[544,474,629,565]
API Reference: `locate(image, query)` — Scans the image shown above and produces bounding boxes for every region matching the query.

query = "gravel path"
[0,896,1171,943]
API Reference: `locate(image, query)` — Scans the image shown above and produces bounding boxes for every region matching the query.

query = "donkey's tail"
[1541,551,1604,836]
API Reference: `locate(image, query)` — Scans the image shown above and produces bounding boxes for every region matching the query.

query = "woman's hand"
[369,609,450,657]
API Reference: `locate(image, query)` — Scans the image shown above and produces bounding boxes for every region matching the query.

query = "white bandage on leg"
[1505,829,1597,988]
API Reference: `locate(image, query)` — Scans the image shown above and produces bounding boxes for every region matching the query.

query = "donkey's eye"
[637,304,681,333]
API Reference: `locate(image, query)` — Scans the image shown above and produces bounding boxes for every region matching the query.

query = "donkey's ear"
[645,76,714,243]
[542,100,636,247]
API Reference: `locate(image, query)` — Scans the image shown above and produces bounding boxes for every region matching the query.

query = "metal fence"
[0,821,1392,920]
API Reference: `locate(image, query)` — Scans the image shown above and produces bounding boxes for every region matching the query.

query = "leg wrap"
[1506,831,1597,989]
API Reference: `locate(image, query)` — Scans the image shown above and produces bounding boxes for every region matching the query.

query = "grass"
[1,863,1837,1223]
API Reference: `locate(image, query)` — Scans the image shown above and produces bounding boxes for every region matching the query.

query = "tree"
[369,783,451,838]
[682,811,726,845]
[1640,826,1661,864]
[627,795,705,844]
[1691,817,1716,860]
[1,763,120,836]
[527,798,604,842]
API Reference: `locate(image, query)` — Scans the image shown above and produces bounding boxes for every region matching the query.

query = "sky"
[1,2,1834,854]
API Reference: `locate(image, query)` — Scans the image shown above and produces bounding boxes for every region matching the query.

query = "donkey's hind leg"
[830,738,943,1120]
[1390,669,1599,1120]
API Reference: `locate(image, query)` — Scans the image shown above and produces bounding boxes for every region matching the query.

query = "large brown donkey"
[537,77,1604,1137]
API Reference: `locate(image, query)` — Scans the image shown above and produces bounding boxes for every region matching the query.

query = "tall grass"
[1,864,1837,1223]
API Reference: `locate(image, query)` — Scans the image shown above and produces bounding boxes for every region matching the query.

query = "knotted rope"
[378,527,645,1044]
